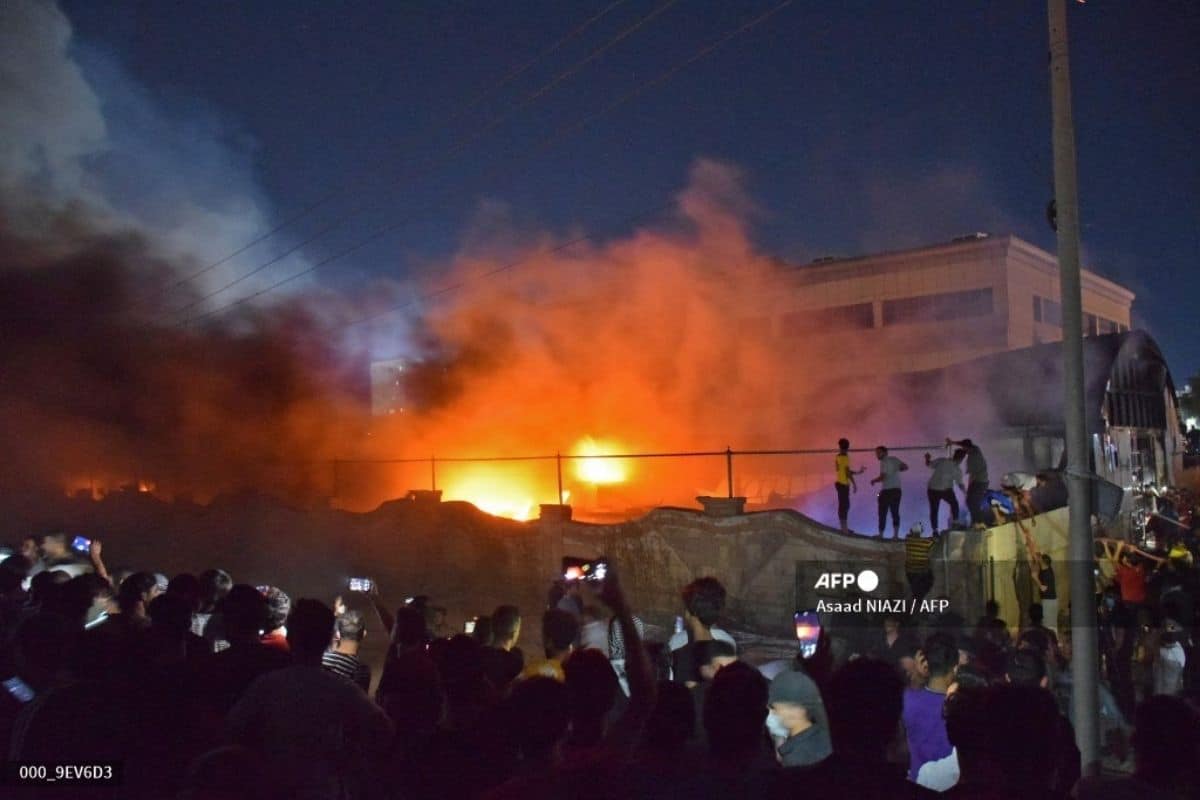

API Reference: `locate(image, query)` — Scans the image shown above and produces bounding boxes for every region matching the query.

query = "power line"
[181,0,797,327]
[165,0,679,321]
[141,1,630,308]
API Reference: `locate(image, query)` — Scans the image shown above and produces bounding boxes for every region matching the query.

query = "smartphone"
[348,577,373,593]
[71,535,91,554]
[562,556,607,583]
[674,616,685,635]
[3,676,34,704]
[464,618,477,635]
[794,609,821,659]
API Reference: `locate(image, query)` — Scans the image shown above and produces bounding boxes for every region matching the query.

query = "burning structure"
[358,232,1150,529]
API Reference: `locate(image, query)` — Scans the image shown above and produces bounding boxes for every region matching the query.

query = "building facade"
[760,233,1134,375]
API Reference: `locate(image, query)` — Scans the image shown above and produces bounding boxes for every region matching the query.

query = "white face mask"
[766,710,790,739]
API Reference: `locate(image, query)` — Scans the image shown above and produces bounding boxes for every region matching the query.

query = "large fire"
[436,437,630,521]
[30,161,911,523]
[573,437,629,485]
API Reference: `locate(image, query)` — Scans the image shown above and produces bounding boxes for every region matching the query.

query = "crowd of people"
[1,528,1199,800]
[835,436,1065,540]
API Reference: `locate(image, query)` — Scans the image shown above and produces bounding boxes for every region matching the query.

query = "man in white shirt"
[870,446,909,540]
[925,449,966,534]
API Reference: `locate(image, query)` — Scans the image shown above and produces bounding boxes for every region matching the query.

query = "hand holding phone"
[348,577,373,593]
[794,610,821,659]
[562,556,607,584]
[71,535,91,554]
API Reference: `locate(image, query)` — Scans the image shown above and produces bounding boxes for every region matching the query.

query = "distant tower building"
[369,359,408,416]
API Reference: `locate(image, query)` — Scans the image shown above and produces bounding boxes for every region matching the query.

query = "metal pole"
[556,452,564,505]
[1048,0,1099,774]
[726,447,734,499]
[430,456,437,491]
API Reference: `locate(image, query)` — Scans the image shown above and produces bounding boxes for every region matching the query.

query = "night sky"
[59,1,1199,375]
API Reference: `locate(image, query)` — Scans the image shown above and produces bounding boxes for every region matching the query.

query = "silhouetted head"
[955,685,1059,792]
[509,676,569,761]
[681,576,726,628]
[149,592,193,638]
[286,598,335,663]
[392,605,428,650]
[166,573,202,612]
[827,658,903,758]
[704,661,768,761]
[491,604,521,650]
[197,568,233,613]
[541,608,579,659]
[44,572,110,628]
[643,680,695,752]
[220,584,270,643]
[922,632,959,680]
[117,571,159,616]
[0,554,31,594]
[1005,649,1048,689]
[694,639,737,682]
[564,648,619,737]
[30,569,70,606]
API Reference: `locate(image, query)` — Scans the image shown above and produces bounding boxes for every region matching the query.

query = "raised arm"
[367,582,395,636]
[88,538,111,585]
[599,561,654,714]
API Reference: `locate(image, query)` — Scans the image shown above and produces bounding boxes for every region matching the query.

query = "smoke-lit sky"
[49,1,1198,375]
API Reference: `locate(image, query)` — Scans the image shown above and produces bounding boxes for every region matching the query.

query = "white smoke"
[0,0,313,310]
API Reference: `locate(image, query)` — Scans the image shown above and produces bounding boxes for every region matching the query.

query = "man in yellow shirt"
[835,438,866,534]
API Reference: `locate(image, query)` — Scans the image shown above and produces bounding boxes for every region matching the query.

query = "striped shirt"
[321,651,370,691]
[904,536,935,573]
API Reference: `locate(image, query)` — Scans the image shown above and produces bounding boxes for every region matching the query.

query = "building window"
[780,303,874,336]
[1098,317,1118,335]
[1038,296,1063,327]
[1083,313,1098,336]
[1117,323,1129,334]
[1033,296,1042,323]
[882,287,994,326]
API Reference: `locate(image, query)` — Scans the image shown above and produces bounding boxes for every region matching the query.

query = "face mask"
[766,710,790,739]
[1161,632,1180,645]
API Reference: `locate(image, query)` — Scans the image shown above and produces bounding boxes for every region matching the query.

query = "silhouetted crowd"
[1,529,1199,800]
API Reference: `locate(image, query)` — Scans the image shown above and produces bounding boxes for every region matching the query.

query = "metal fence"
[329,444,946,510]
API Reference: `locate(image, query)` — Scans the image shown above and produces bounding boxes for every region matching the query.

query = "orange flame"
[572,437,629,485]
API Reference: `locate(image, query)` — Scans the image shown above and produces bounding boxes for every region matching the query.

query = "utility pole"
[1047,0,1099,775]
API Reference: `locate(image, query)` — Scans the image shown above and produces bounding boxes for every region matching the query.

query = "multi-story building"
[368,358,407,417]
[760,233,1134,375]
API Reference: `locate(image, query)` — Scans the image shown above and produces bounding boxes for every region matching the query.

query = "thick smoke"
[1,3,1009,530]
[0,2,363,499]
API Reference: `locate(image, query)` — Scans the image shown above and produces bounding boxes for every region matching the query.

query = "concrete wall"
[2,489,1069,642]
[549,506,911,637]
